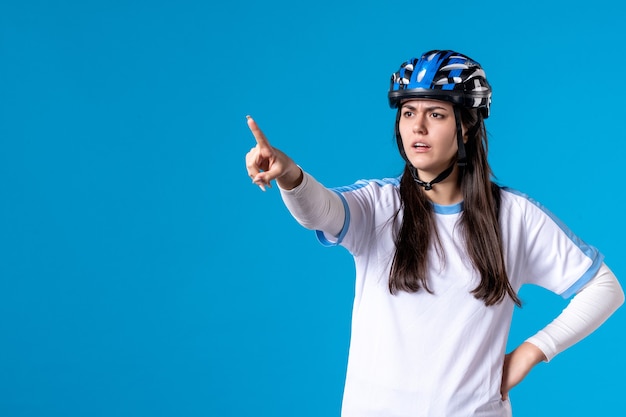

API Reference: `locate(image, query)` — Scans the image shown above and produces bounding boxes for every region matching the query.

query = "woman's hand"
[501,342,546,400]
[245,116,303,191]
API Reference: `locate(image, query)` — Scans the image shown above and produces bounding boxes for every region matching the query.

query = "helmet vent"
[416,68,426,83]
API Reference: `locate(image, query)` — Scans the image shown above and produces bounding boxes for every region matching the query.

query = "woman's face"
[398,99,462,182]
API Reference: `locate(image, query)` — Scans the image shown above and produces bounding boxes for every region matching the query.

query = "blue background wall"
[1,0,624,416]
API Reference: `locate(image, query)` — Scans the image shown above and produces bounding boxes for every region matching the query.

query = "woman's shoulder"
[497,185,561,222]
[498,185,544,207]
[330,176,401,194]
[498,185,533,205]
[330,176,402,211]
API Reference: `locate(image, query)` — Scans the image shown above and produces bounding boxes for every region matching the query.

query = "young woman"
[244,50,624,417]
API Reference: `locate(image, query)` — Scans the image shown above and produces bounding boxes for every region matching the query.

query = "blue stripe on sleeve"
[561,259,604,298]
[315,191,350,247]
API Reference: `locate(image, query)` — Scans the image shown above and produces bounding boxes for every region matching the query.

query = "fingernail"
[246,115,251,120]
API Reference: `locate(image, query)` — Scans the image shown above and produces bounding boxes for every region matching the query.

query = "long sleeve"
[525,263,624,362]
[278,170,345,237]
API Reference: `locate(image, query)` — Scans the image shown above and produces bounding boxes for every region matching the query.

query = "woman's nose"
[413,116,427,134]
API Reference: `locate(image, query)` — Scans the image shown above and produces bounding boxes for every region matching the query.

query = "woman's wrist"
[518,341,547,365]
[276,165,304,190]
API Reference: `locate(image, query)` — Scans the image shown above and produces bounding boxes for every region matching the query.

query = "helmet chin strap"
[409,107,466,191]
[454,107,467,167]
[409,164,455,191]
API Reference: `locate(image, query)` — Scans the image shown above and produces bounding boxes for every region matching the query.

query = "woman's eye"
[431,112,442,118]
[403,111,413,117]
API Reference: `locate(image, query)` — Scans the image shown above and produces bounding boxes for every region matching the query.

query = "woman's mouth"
[412,142,431,151]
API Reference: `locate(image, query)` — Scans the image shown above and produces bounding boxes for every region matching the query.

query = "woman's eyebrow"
[401,104,449,112]
[426,106,448,112]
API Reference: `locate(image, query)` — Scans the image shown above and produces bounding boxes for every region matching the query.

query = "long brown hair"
[388,107,521,307]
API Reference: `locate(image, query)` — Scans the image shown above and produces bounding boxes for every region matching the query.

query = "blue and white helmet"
[388,50,492,118]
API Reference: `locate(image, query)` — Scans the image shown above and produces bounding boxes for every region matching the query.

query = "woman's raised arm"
[245,116,344,237]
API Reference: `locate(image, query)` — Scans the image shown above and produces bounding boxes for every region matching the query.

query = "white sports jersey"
[315,178,603,417]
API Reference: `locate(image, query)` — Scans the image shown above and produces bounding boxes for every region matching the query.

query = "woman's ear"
[463,122,480,144]
[462,125,469,144]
